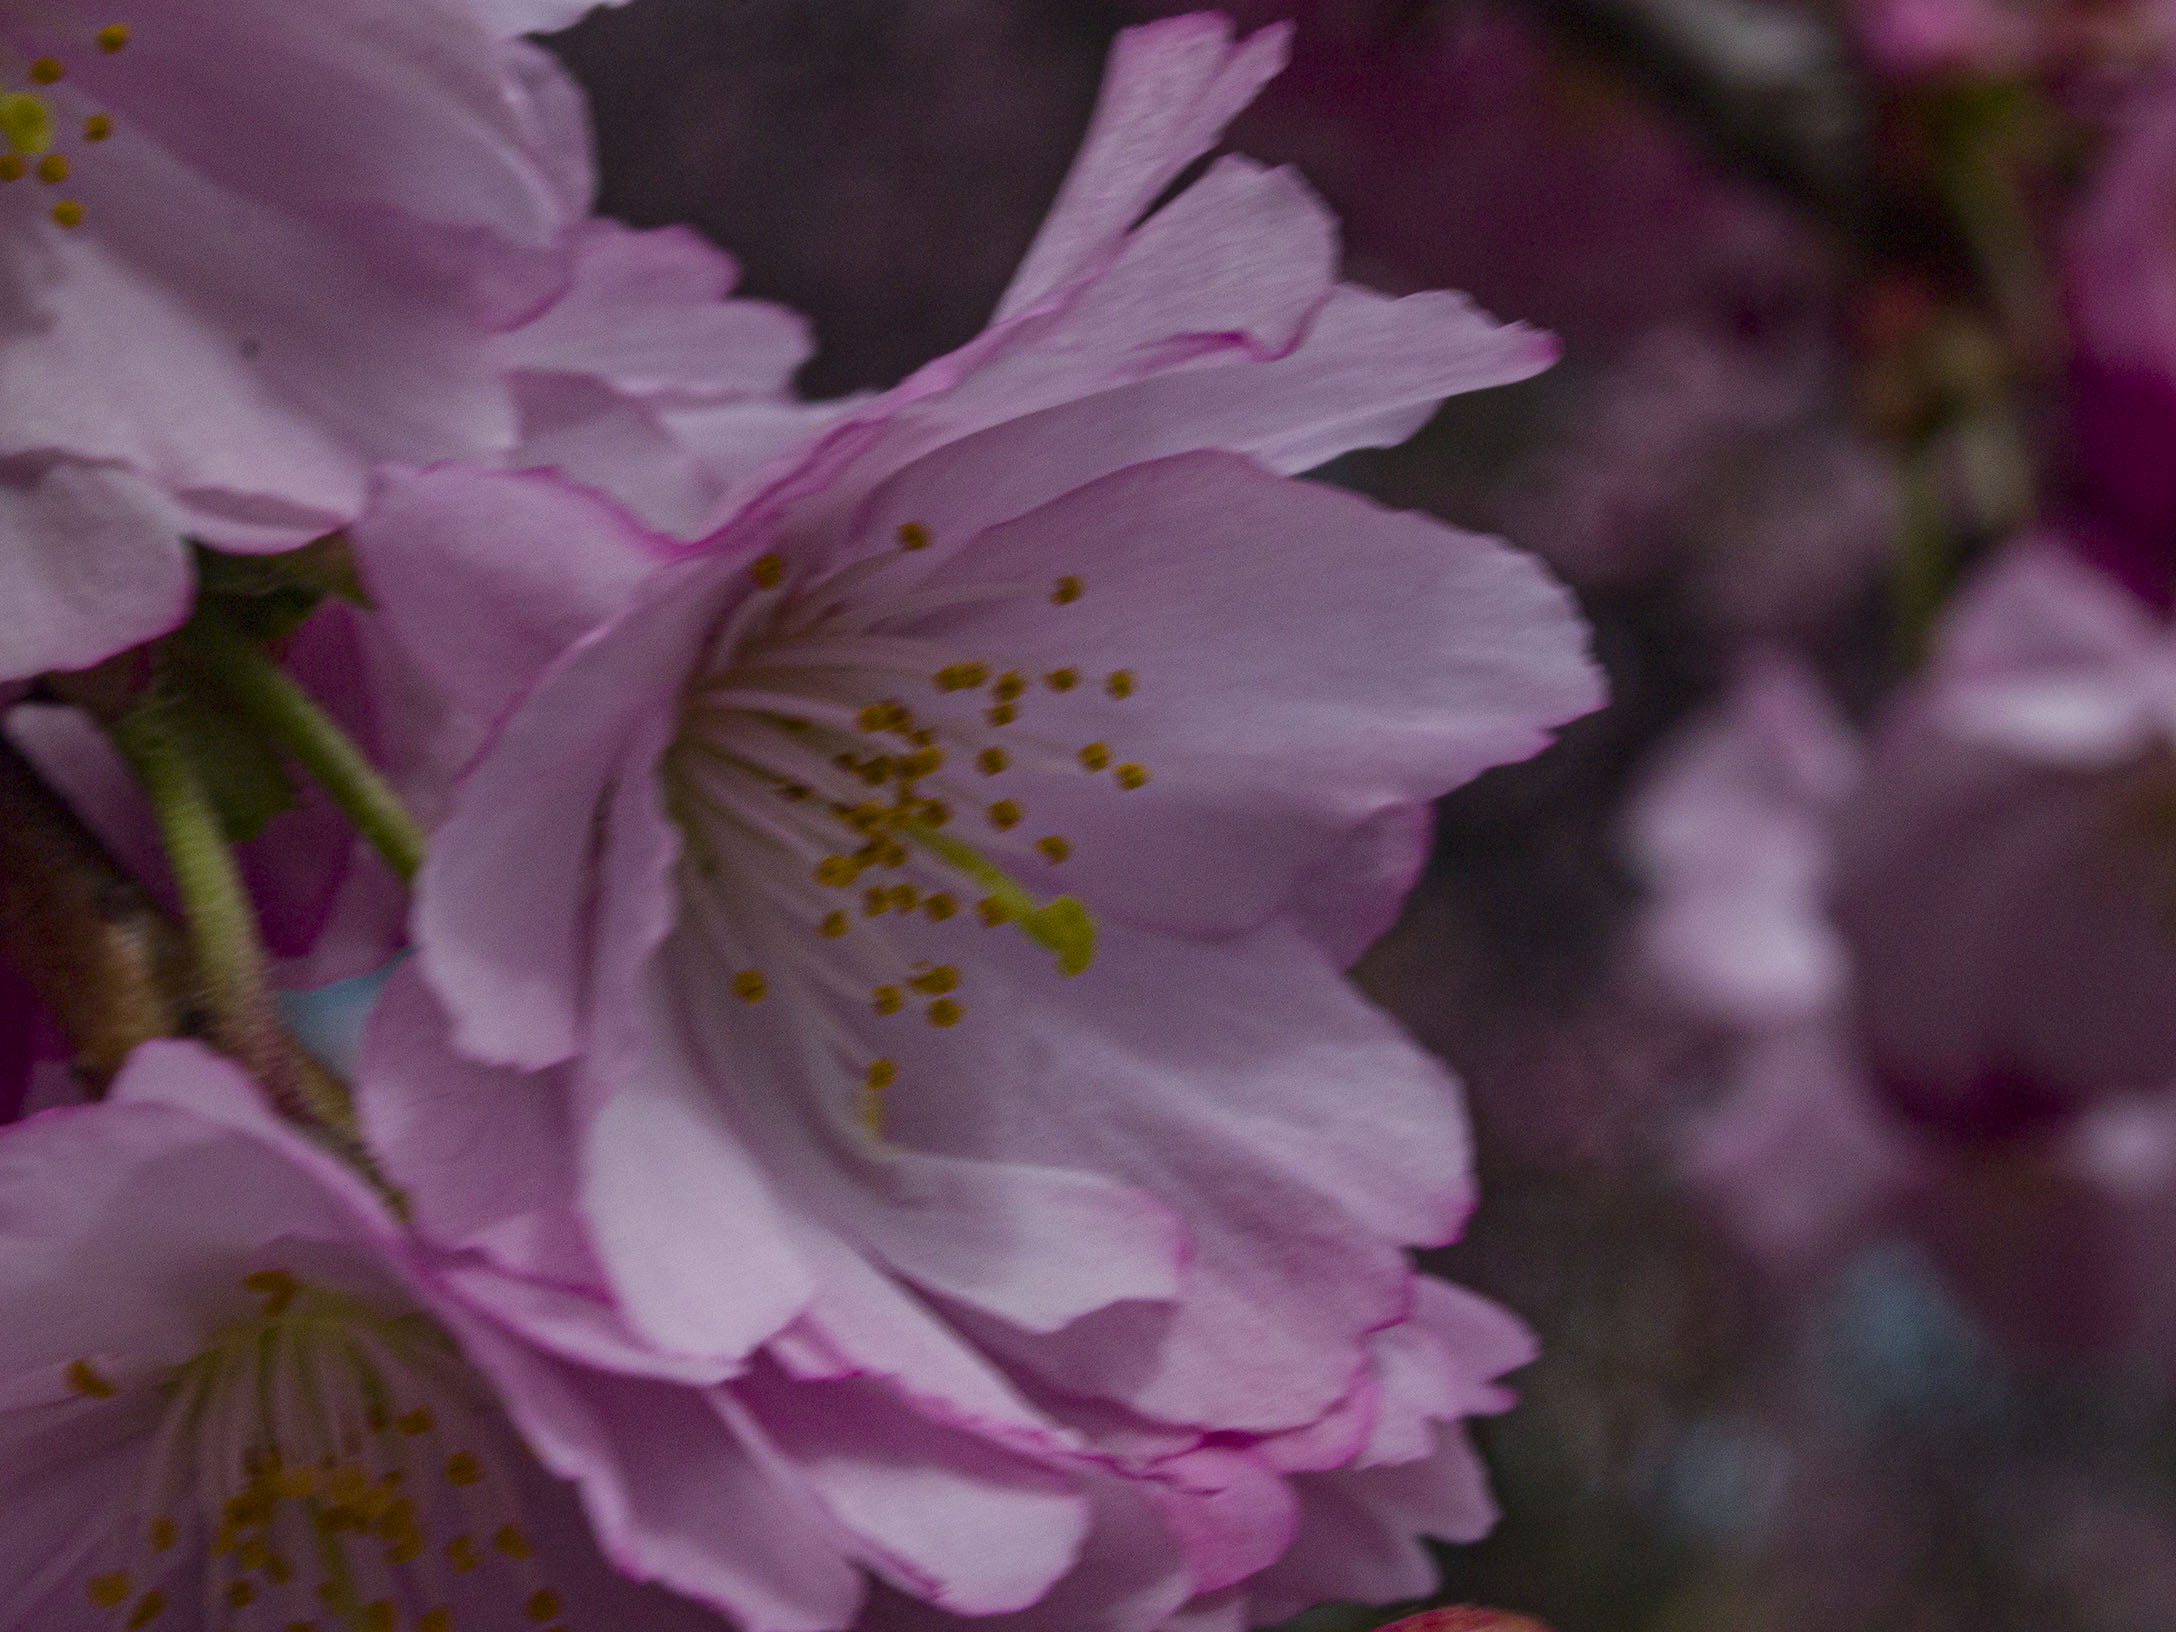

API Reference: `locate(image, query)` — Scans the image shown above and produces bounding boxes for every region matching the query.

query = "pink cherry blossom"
[1628,543,2176,1358]
[0,1040,743,1632]
[0,0,808,683]
[2065,68,2176,612]
[349,12,1598,1625]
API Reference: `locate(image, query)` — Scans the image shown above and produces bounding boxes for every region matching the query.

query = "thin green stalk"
[177,607,426,884]
[110,691,331,1130]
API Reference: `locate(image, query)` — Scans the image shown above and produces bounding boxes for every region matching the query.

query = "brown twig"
[0,733,203,1086]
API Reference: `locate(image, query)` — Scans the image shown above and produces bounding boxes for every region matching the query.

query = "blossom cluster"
[0,8,1602,1632]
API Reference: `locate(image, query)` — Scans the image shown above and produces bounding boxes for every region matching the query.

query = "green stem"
[177,607,426,884]
[110,692,325,1128]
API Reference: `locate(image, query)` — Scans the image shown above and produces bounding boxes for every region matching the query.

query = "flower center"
[665,519,1153,1136]
[65,1270,571,1632]
[0,19,129,228]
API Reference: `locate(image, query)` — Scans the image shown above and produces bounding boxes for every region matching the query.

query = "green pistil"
[898,819,1096,976]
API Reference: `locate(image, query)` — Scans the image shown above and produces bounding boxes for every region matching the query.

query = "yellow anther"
[781,782,812,801]
[918,798,951,827]
[820,909,849,938]
[421,1611,454,1632]
[858,701,902,733]
[244,1269,298,1316]
[1043,668,1079,693]
[1115,763,1149,789]
[1078,742,1111,771]
[99,23,132,51]
[897,521,931,550]
[889,883,919,911]
[149,1517,175,1552]
[863,886,891,917]
[993,672,1027,702]
[934,662,988,692]
[1105,670,1136,699]
[987,800,1021,830]
[873,985,903,1016]
[494,1525,533,1559]
[35,152,66,184]
[1051,575,1083,604]
[815,855,860,887]
[84,113,111,140]
[0,154,22,180]
[226,1581,256,1609]
[50,199,82,227]
[66,1358,118,1398]
[926,998,963,1027]
[925,892,958,921]
[444,1452,481,1487]
[977,896,1013,926]
[1037,835,1072,864]
[124,1590,167,1628]
[732,969,767,1003]
[902,745,944,778]
[910,965,959,995]
[977,747,1009,774]
[396,1406,434,1436]
[0,94,50,155]
[985,703,1017,727]
[866,1058,897,1091]
[750,553,785,588]
[89,1572,131,1608]
[526,1589,562,1623]
[362,1602,397,1632]
[29,57,63,85]
[447,1534,482,1574]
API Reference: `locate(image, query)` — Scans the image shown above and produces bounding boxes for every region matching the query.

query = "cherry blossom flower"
[0,1039,738,1632]
[347,12,1598,1625]
[1628,544,2176,1358]
[0,0,808,682]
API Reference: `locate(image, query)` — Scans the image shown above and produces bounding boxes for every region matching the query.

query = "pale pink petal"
[1288,801,1436,969]
[498,219,812,401]
[351,465,671,749]
[580,994,816,1362]
[448,1316,865,1631]
[885,917,1471,1432]
[1247,1426,1499,1623]
[862,1478,1191,1632]
[478,0,632,37]
[738,1362,1090,1614]
[997,15,1292,321]
[0,465,193,681]
[412,552,725,1067]
[1138,1445,1299,1596]
[900,452,1599,940]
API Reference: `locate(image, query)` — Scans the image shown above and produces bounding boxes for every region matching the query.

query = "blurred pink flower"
[1135,0,1823,355]
[1628,543,2176,1360]
[353,13,1598,1625]
[2065,67,2176,611]
[0,1040,738,1632]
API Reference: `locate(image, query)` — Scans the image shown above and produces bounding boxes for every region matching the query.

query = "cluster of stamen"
[66,1270,570,1632]
[668,519,1151,1137]
[0,21,127,226]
